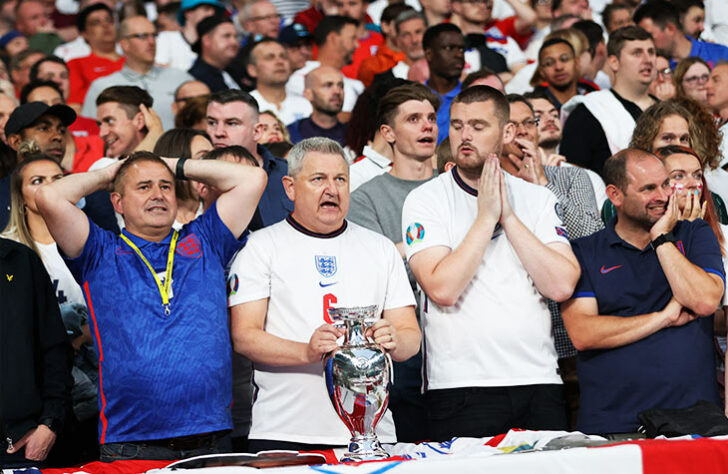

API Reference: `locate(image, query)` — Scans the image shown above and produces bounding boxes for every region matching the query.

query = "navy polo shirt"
[257,144,293,228]
[570,218,724,434]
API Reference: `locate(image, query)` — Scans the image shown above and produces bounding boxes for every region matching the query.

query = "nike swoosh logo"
[319,281,338,287]
[600,265,623,274]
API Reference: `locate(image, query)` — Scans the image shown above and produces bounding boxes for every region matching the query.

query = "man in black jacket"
[0,237,72,468]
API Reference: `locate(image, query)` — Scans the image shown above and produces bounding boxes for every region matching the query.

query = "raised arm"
[36,162,121,258]
[231,298,344,366]
[499,170,580,302]
[408,156,502,307]
[164,157,267,238]
[503,0,537,35]
[562,296,695,351]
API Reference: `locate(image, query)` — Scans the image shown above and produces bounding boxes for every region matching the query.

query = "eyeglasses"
[684,73,709,85]
[657,67,673,77]
[124,32,157,41]
[249,13,281,22]
[510,117,539,129]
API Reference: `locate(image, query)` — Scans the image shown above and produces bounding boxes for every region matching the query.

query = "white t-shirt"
[706,166,728,209]
[227,218,415,445]
[53,36,90,62]
[250,89,313,125]
[286,61,364,113]
[155,30,198,71]
[36,241,86,308]
[402,169,567,391]
[349,145,392,192]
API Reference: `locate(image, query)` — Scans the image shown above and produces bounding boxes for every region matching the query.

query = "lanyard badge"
[120,230,179,315]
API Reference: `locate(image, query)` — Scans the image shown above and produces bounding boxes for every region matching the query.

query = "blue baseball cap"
[178,0,225,26]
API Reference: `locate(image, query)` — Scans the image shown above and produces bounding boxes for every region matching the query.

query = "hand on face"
[649,191,679,240]
[475,153,502,223]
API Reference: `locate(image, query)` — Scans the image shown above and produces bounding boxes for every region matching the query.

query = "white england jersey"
[402,168,568,391]
[227,216,416,445]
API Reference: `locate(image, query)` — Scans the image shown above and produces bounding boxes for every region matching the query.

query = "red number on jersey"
[323,293,338,323]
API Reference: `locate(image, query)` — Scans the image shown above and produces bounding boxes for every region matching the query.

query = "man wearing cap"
[5,101,76,162]
[66,4,125,111]
[278,23,314,74]
[82,16,194,130]
[189,14,241,93]
[156,0,225,71]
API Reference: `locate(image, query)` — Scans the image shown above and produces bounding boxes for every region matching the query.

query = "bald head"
[303,66,345,115]
[603,148,663,192]
[305,65,342,89]
[119,16,157,67]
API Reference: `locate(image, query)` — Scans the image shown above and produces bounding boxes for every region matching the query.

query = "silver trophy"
[324,305,392,462]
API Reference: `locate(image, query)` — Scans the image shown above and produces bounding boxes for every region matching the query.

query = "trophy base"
[340,437,390,462]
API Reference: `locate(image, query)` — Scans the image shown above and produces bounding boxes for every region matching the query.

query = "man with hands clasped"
[227,137,421,453]
[402,85,581,441]
[562,148,725,436]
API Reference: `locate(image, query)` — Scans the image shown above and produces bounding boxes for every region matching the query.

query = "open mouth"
[418,137,434,144]
[320,201,339,209]
[147,204,168,212]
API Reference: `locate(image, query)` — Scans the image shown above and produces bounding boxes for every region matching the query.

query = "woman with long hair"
[153,128,213,227]
[674,57,711,105]
[1,148,98,463]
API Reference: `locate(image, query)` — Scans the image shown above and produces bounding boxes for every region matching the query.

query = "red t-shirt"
[67,54,125,105]
[69,115,100,137]
[341,29,383,80]
[485,16,534,51]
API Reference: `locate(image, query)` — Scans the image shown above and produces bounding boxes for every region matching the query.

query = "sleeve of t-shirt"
[559,103,611,176]
[67,59,85,105]
[383,238,416,310]
[685,219,725,285]
[402,185,450,261]
[348,186,385,236]
[570,238,595,298]
[61,216,112,283]
[187,200,243,267]
[227,232,271,307]
[531,186,571,246]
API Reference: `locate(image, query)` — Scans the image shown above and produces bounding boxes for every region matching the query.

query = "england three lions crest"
[315,255,337,278]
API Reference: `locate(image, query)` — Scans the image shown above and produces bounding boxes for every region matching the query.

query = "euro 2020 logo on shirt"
[227,273,239,296]
[316,255,337,278]
[406,222,425,246]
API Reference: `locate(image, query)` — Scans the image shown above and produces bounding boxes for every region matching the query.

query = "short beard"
[539,137,560,151]
[551,79,575,92]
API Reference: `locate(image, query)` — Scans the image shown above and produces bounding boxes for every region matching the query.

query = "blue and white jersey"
[63,202,242,444]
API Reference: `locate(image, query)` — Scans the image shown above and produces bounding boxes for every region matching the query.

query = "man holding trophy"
[228,137,421,453]
[402,86,581,441]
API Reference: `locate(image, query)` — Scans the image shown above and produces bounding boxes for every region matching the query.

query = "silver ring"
[524,164,530,169]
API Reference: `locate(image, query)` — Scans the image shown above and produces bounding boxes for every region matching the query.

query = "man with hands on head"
[35,150,267,461]
[561,148,724,436]
[402,85,581,441]
[227,137,421,453]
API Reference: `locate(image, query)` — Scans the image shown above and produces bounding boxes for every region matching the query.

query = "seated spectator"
[419,0,449,27]
[228,137,421,452]
[237,0,281,45]
[601,3,633,34]
[562,147,724,435]
[674,56,710,105]
[36,150,266,461]
[188,14,240,93]
[648,53,677,101]
[263,140,292,158]
[256,110,290,145]
[533,36,598,109]
[387,10,426,82]
[83,16,194,131]
[462,67,505,91]
[424,23,465,144]
[95,85,156,162]
[522,1,583,61]
[277,23,314,75]
[673,0,706,40]
[561,26,658,176]
[248,39,312,125]
[156,0,225,71]
[708,62,728,179]
[288,66,347,146]
[67,4,124,110]
[636,0,728,68]
[572,20,609,90]
[174,95,208,130]
[357,3,411,87]
[0,30,29,59]
[15,0,62,54]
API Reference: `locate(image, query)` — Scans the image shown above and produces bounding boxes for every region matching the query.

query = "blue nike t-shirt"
[64,202,242,444]
[570,218,724,434]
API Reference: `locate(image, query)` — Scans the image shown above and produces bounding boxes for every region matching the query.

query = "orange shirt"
[357,43,406,87]
[341,29,384,80]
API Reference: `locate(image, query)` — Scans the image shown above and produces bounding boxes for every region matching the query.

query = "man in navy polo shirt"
[35,151,267,460]
[562,148,725,436]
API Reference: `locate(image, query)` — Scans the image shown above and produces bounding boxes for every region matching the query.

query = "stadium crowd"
[2,0,728,468]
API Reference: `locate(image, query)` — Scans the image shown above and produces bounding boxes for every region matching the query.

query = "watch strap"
[175,158,188,181]
[650,232,675,250]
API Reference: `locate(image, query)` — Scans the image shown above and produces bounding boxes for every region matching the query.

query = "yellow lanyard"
[120,230,179,316]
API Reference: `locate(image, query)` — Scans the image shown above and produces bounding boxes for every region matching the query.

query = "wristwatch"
[176,158,188,181]
[650,232,675,250]
[39,417,59,433]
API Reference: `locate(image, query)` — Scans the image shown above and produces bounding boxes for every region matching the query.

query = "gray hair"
[395,10,425,33]
[287,137,349,177]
